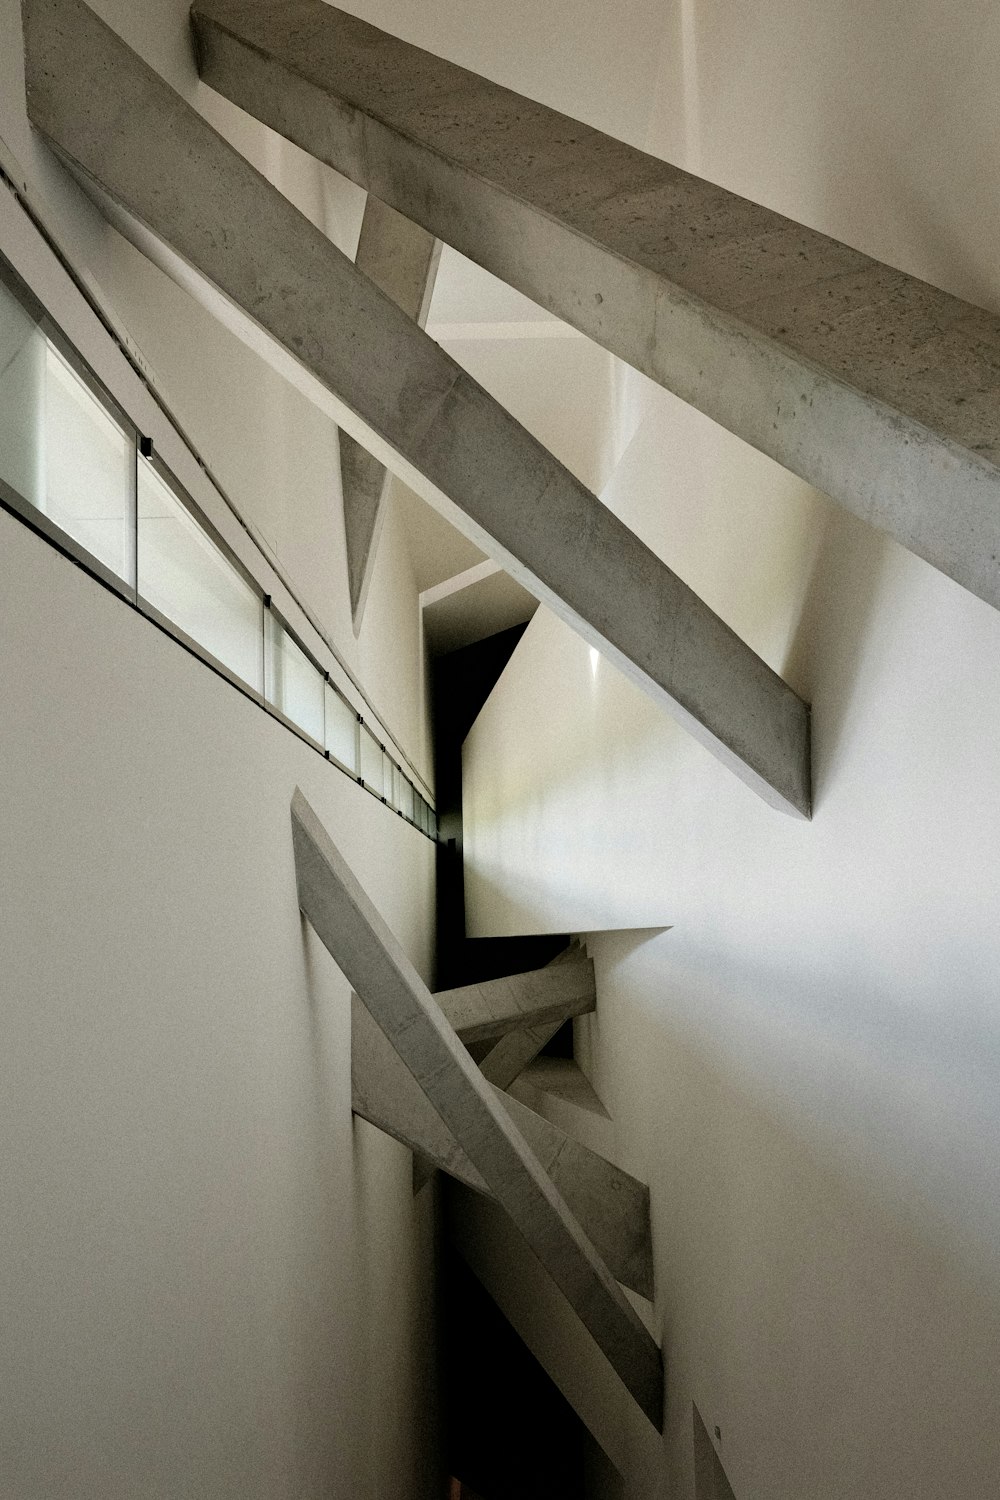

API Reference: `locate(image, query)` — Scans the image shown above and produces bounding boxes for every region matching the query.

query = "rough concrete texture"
[193,0,1000,619]
[513,1057,613,1119]
[340,196,440,631]
[476,940,588,1088]
[289,789,663,1422]
[351,998,653,1300]
[478,1017,566,1090]
[22,0,810,816]
[435,955,596,1044]
[414,945,587,1190]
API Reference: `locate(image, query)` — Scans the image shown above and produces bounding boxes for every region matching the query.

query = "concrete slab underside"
[23,0,811,817]
[192,0,1000,619]
[289,789,663,1423]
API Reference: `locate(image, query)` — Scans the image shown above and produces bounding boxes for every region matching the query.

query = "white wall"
[455,0,1000,1495]
[0,510,438,1500]
[1,3,439,1493]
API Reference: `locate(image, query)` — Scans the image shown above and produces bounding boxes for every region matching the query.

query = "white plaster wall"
[0,0,430,784]
[454,1,1000,1495]
[0,3,437,1492]
[0,510,438,1499]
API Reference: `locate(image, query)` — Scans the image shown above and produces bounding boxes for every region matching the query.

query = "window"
[0,274,134,583]
[359,722,384,794]
[265,610,325,744]
[139,459,262,690]
[325,683,359,773]
[46,346,134,582]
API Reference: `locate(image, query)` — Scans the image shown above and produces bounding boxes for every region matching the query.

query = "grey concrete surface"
[22,0,810,815]
[341,196,439,631]
[415,946,588,1188]
[435,956,596,1044]
[515,1057,613,1118]
[478,1018,566,1090]
[476,941,588,1088]
[352,998,654,1300]
[193,0,1000,619]
[510,1058,616,1164]
[289,788,663,1422]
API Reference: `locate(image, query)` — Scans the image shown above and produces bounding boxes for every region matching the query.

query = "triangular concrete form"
[341,195,440,632]
[289,788,663,1425]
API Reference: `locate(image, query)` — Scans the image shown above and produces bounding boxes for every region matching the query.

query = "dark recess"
[431,625,589,1496]
[431,622,568,990]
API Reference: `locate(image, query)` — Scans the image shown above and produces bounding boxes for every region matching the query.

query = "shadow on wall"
[782,502,896,812]
[580,927,1000,1493]
[659,1020,1000,1497]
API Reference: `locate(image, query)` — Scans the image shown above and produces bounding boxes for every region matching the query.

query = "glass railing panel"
[359,723,384,794]
[397,773,414,823]
[138,458,263,690]
[265,609,324,743]
[45,345,134,583]
[325,683,358,773]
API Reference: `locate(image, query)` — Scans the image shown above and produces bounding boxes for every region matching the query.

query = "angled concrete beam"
[23,0,810,815]
[435,956,596,1045]
[510,1058,616,1164]
[416,953,586,1182]
[352,998,653,1301]
[478,1017,566,1091]
[501,1087,654,1303]
[289,788,662,1423]
[475,941,588,1088]
[193,0,1000,619]
[447,1183,664,1488]
[341,197,440,632]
